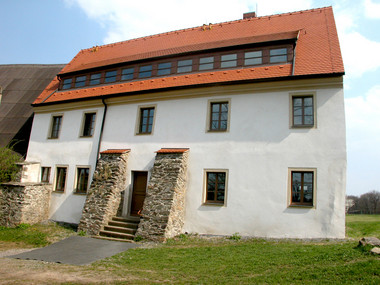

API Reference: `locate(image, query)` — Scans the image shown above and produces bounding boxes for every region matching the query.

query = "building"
[0,64,65,156]
[24,7,346,240]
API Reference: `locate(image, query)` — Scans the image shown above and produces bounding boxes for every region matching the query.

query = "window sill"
[73,192,87,196]
[135,132,152,136]
[207,130,228,133]
[202,202,225,207]
[288,204,314,209]
[47,137,59,140]
[53,190,65,194]
[79,135,93,138]
[290,125,315,129]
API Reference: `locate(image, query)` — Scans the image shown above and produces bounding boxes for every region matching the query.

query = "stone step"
[112,216,140,223]
[92,235,134,243]
[104,225,136,235]
[99,229,135,240]
[108,220,139,229]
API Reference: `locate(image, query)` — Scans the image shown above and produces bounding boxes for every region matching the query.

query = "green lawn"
[0,222,75,249]
[0,217,379,284]
[346,214,380,239]
[94,237,379,284]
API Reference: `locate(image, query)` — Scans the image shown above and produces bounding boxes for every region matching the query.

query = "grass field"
[0,216,379,284]
[346,214,380,239]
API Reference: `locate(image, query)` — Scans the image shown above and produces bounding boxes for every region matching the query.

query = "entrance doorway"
[130,171,148,216]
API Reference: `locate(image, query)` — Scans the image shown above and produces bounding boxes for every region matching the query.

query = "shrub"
[228,232,242,241]
[0,145,22,182]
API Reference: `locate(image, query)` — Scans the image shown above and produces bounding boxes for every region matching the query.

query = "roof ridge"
[78,6,333,54]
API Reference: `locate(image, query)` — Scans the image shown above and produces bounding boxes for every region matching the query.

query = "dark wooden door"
[130,171,148,216]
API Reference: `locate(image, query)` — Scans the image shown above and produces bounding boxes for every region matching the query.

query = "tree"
[0,145,22,182]
[348,191,380,214]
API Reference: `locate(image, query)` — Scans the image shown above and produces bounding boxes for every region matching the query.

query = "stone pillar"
[0,182,52,227]
[78,149,130,236]
[136,148,189,241]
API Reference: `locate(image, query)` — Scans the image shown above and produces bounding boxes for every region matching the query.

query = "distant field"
[346,214,380,239]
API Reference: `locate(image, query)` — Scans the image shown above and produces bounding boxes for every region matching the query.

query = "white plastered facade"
[26,77,346,238]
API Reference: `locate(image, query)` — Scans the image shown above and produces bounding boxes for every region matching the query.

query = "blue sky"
[1,0,380,196]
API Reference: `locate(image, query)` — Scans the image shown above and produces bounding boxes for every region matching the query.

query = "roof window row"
[60,46,292,90]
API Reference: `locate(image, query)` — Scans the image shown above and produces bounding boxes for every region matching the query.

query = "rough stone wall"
[136,151,189,241]
[0,182,52,227]
[78,152,129,235]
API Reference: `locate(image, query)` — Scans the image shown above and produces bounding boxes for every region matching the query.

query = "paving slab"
[8,236,140,265]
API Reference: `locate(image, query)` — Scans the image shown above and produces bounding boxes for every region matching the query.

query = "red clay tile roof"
[100,149,131,154]
[156,148,189,154]
[34,7,343,105]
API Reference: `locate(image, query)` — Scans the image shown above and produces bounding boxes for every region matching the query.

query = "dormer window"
[221,54,237,68]
[75,76,86,88]
[58,44,293,91]
[244,51,262,65]
[139,65,152,78]
[199,57,214,70]
[177,59,192,73]
[121,67,134,80]
[157,62,172,76]
[104,70,117,83]
[270,48,288,63]
[62,78,72,90]
[89,73,101,85]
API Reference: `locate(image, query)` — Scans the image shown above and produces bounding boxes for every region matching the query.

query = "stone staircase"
[94,216,140,242]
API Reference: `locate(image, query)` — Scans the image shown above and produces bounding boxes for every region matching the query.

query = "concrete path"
[8,236,140,265]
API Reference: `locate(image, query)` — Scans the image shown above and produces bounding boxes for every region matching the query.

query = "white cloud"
[339,31,380,78]
[333,3,380,79]
[345,85,380,149]
[364,0,380,19]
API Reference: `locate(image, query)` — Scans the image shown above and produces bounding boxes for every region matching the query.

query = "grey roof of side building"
[0,64,65,150]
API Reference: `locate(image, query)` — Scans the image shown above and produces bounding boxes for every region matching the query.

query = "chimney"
[243,12,256,19]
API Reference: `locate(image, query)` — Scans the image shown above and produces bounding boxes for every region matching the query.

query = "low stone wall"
[78,150,130,235]
[0,182,52,227]
[136,149,189,241]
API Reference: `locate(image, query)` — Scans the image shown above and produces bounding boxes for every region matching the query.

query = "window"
[157,62,172,76]
[81,112,96,137]
[104,70,117,83]
[209,102,229,131]
[54,167,67,192]
[62,78,72,90]
[121,67,135,80]
[138,107,155,134]
[199,57,214,70]
[75,167,89,193]
[74,76,86,88]
[204,170,228,205]
[89,73,101,85]
[270,48,288,63]
[50,115,62,139]
[221,54,237,68]
[292,95,314,127]
[139,65,152,78]
[41,167,51,183]
[290,170,315,206]
[177,59,192,73]
[244,51,262,65]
